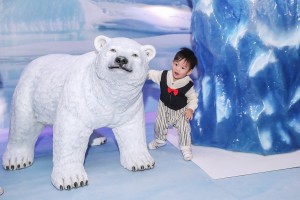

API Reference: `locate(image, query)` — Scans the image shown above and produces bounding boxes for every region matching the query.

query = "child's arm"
[184,86,199,120]
[148,70,163,84]
[184,108,194,120]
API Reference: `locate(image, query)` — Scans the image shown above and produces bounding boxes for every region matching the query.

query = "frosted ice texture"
[191,0,300,155]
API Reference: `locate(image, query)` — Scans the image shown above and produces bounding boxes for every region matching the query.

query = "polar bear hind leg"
[2,108,44,170]
[90,136,107,146]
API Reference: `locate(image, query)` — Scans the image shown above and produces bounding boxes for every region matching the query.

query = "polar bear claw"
[3,146,34,170]
[51,164,88,190]
[121,151,155,171]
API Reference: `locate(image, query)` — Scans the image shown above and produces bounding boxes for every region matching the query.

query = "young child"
[148,47,198,161]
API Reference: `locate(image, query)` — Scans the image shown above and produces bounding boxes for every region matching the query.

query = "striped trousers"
[154,100,191,147]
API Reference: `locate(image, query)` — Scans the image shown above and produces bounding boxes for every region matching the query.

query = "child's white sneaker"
[181,146,193,161]
[148,139,166,150]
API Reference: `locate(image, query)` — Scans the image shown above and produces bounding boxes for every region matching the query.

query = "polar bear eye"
[110,48,116,53]
[132,53,138,57]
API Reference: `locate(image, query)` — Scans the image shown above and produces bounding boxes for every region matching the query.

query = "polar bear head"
[93,35,156,87]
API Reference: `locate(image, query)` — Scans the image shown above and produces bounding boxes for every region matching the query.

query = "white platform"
[168,129,300,179]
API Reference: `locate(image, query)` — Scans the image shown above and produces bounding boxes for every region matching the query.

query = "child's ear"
[187,69,193,76]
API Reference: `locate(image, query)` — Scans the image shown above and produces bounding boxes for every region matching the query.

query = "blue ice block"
[191,0,300,155]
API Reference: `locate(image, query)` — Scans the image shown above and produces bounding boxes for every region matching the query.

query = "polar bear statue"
[2,35,156,190]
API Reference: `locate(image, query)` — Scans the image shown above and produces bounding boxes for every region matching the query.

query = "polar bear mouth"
[108,65,133,72]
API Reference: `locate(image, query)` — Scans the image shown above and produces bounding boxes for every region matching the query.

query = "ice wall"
[0,0,84,34]
[191,0,300,155]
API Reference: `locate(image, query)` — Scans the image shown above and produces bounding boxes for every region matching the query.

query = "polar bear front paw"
[2,147,34,170]
[121,151,155,171]
[51,164,88,190]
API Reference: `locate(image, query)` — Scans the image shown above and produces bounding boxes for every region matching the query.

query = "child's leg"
[176,118,191,147]
[154,102,169,142]
[148,102,168,149]
[175,116,192,160]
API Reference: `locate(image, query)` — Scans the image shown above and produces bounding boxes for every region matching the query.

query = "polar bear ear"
[94,35,111,51]
[141,45,156,61]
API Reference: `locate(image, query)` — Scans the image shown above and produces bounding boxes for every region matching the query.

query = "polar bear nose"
[115,56,128,66]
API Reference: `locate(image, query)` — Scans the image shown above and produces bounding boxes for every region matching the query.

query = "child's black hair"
[173,47,198,69]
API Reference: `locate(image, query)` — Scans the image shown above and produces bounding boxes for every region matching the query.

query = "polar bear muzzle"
[108,56,132,72]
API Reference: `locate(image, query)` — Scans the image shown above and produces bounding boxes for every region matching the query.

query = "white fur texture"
[2,35,156,190]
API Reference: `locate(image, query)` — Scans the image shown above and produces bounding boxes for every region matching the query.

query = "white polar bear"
[2,35,156,190]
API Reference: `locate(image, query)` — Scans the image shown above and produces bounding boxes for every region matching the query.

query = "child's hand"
[184,108,194,120]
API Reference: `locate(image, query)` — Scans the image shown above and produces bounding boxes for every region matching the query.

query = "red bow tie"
[168,87,178,96]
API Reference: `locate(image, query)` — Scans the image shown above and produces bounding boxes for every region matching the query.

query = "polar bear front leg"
[113,106,155,171]
[51,110,92,190]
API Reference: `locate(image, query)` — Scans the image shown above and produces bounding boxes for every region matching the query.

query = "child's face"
[172,59,192,81]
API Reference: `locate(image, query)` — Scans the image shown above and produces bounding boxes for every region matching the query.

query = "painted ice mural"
[0,0,192,128]
[191,0,300,155]
[0,0,192,45]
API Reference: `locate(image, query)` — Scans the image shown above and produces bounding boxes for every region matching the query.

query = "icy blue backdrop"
[191,0,300,155]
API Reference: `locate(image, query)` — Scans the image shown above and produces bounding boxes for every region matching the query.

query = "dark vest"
[160,70,193,110]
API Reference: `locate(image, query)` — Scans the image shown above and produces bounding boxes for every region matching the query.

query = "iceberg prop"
[191,0,300,155]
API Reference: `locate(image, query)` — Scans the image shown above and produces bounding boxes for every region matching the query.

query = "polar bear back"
[13,52,95,124]
[11,35,156,128]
